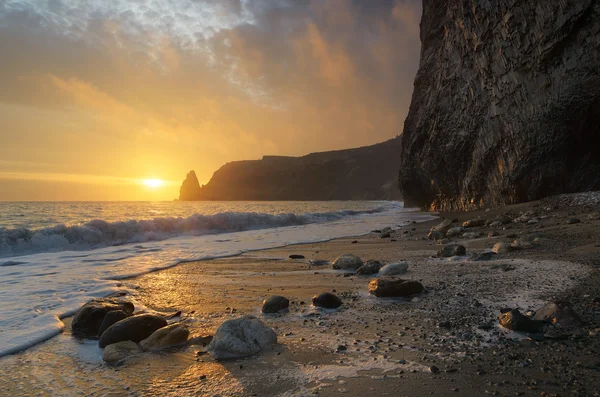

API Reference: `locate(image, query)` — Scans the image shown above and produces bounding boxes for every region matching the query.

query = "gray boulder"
[534,301,581,327]
[98,314,167,348]
[206,315,277,360]
[446,226,464,237]
[261,295,290,314]
[431,219,453,236]
[492,242,513,254]
[140,323,190,351]
[379,262,409,276]
[72,298,134,338]
[331,254,363,270]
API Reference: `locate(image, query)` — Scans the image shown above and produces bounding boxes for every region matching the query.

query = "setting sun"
[143,179,164,188]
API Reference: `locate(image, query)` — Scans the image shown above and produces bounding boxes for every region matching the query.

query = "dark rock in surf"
[98,310,131,338]
[71,298,134,338]
[98,314,167,348]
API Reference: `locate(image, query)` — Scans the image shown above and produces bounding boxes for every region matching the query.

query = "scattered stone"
[427,230,444,240]
[438,321,451,328]
[462,219,485,228]
[289,254,305,259]
[487,231,499,237]
[492,242,512,254]
[498,310,543,333]
[98,310,131,339]
[380,232,391,238]
[355,260,384,275]
[368,277,424,298]
[99,314,168,348]
[496,215,512,225]
[351,240,358,244]
[543,329,568,340]
[102,341,141,363]
[429,365,440,374]
[336,345,347,352]
[309,259,329,266]
[331,254,363,270]
[140,323,190,351]
[446,227,464,237]
[488,221,503,228]
[312,293,343,309]
[261,295,290,314]
[588,212,600,220]
[534,301,581,327]
[188,335,214,346]
[72,298,134,338]
[437,244,466,258]
[379,262,409,276]
[462,232,481,239]
[430,219,453,238]
[469,251,498,261]
[206,315,277,360]
[567,218,581,224]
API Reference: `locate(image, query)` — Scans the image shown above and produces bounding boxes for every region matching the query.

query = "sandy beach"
[2,193,600,397]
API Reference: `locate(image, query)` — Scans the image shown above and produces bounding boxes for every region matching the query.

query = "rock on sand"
[206,315,277,360]
[102,341,141,363]
[379,262,409,275]
[368,277,424,297]
[332,254,363,270]
[99,314,167,348]
[261,295,290,313]
[140,323,190,351]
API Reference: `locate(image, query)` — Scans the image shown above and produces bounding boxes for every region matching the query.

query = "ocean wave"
[0,207,389,257]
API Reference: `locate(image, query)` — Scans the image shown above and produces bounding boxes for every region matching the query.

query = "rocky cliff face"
[179,170,202,201]
[399,0,600,210]
[179,138,403,201]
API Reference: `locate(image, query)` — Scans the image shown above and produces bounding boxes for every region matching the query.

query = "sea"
[0,201,436,357]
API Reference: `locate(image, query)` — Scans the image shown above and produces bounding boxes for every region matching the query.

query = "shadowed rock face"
[179,170,202,201]
[399,0,600,210]
[179,138,403,201]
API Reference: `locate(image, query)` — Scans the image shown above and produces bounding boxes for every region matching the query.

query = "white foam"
[0,205,437,357]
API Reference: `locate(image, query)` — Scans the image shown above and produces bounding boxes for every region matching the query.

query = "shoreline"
[2,193,600,396]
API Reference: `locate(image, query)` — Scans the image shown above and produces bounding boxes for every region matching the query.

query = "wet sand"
[2,193,600,396]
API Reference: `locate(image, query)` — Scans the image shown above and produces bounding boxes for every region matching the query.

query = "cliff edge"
[399,0,600,210]
[179,138,403,201]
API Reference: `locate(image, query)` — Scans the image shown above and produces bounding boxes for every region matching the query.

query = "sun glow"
[143,179,164,188]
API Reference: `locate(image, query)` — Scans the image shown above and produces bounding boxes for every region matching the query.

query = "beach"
[2,193,600,396]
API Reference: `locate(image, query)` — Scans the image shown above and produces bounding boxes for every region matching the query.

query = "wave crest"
[0,207,388,257]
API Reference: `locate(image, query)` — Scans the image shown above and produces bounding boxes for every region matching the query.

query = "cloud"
[0,0,422,200]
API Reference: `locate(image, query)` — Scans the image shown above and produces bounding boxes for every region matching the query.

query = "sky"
[0,0,422,201]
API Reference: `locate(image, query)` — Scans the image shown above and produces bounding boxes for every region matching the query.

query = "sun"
[143,179,164,188]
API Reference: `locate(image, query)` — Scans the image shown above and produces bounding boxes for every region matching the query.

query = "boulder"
[261,295,290,314]
[427,230,444,240]
[469,251,498,262]
[492,242,513,254]
[355,260,384,275]
[462,232,481,239]
[206,315,277,360]
[312,293,343,309]
[437,244,466,258]
[102,341,141,363]
[498,310,543,333]
[98,314,167,348]
[431,219,452,236]
[567,218,581,224]
[140,323,190,351]
[534,301,582,327]
[379,262,409,276]
[488,221,503,228]
[331,254,363,270]
[71,298,134,338]
[98,310,131,338]
[588,212,600,221]
[368,277,424,298]
[462,219,485,228]
[289,254,305,259]
[446,227,464,237]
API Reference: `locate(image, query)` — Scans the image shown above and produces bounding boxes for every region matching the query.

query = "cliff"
[179,137,403,201]
[398,0,600,210]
